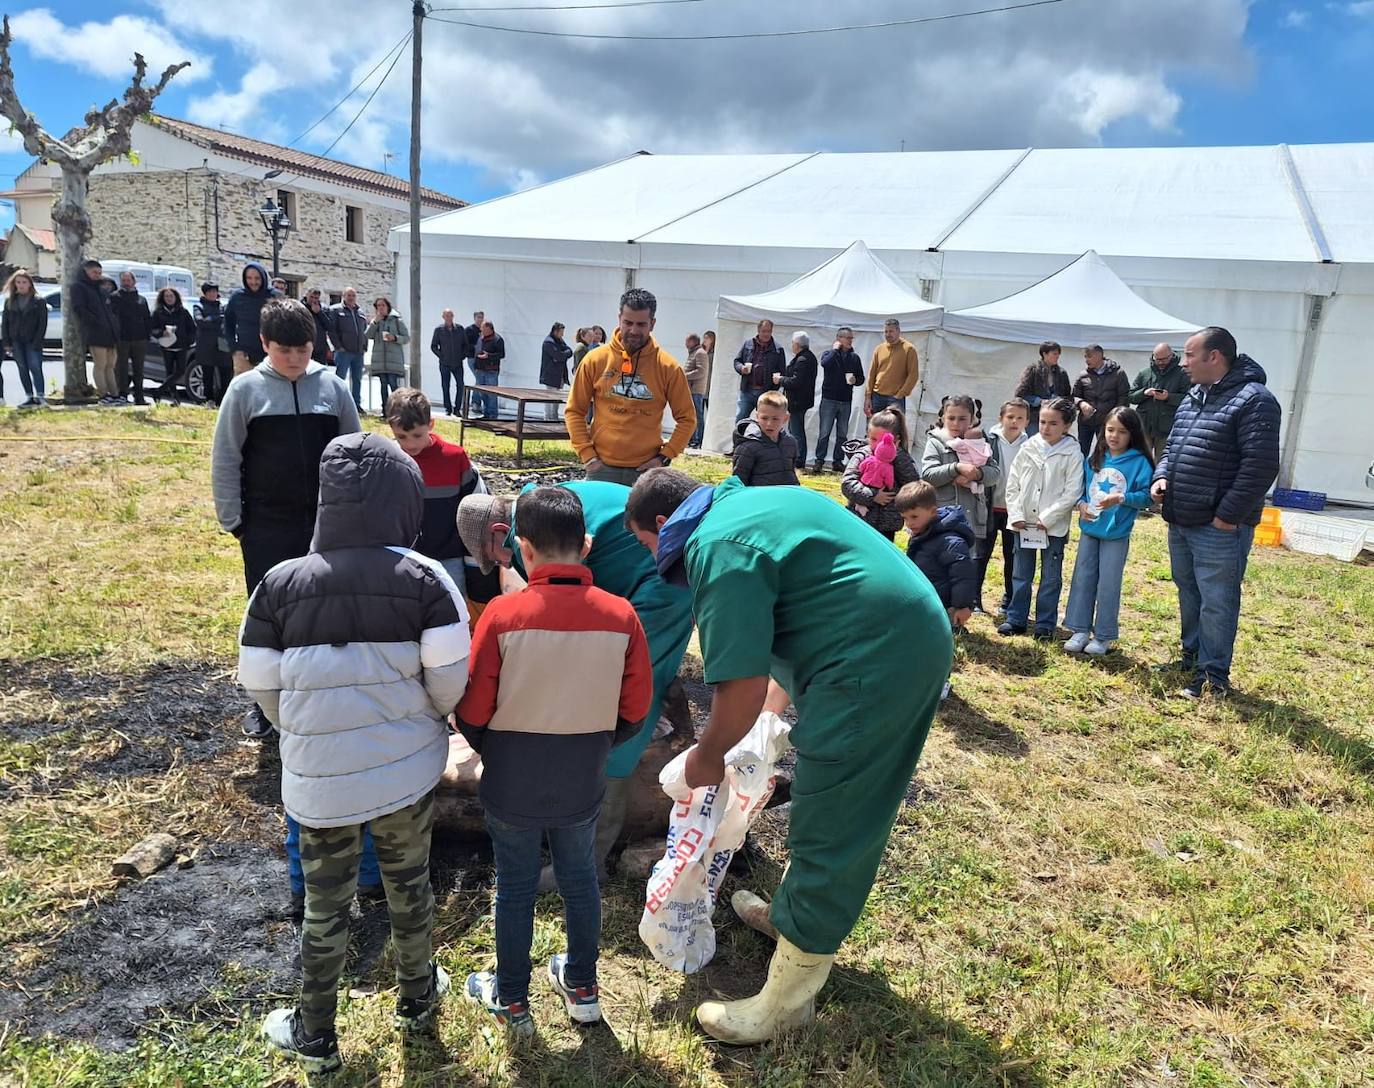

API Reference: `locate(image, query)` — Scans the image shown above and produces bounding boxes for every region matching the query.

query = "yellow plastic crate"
[1255,525,1282,547]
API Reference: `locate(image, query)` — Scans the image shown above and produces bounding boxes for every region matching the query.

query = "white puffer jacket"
[1004,434,1084,538]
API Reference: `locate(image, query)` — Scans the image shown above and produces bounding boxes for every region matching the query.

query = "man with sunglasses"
[565,288,697,486]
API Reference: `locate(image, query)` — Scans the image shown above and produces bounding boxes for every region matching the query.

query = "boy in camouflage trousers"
[239,433,471,1075]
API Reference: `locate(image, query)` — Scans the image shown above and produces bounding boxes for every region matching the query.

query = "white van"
[153,264,196,300]
[98,259,156,296]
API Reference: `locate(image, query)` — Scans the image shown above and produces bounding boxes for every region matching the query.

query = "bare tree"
[0,16,188,400]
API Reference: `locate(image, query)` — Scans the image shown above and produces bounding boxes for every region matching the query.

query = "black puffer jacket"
[69,275,119,347]
[110,288,152,342]
[2,294,48,347]
[906,504,978,610]
[1071,360,1130,424]
[731,419,799,486]
[840,437,920,536]
[1154,355,1280,528]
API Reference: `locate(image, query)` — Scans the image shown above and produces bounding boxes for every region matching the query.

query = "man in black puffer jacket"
[1150,326,1280,699]
[1071,345,1130,455]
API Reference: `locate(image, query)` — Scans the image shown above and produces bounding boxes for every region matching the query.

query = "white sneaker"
[1084,638,1115,656]
[1063,632,1091,653]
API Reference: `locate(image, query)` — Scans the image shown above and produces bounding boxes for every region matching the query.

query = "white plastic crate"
[1282,512,1370,563]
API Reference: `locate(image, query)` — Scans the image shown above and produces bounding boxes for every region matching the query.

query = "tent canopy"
[940,250,1202,351]
[715,240,943,332]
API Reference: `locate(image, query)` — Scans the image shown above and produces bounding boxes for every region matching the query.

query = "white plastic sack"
[638,710,793,973]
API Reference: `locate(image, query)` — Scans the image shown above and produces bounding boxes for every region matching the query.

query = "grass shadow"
[1230,690,1374,777]
[958,630,1049,677]
[936,691,1031,757]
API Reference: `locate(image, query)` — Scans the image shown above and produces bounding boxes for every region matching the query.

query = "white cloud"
[9,9,210,84]
[1344,0,1374,13]
[136,0,1255,197]
[1281,9,1312,27]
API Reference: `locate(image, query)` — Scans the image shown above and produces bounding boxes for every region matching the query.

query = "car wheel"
[183,359,207,403]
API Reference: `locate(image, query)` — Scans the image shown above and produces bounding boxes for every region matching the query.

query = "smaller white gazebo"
[924,251,1202,422]
[706,241,943,452]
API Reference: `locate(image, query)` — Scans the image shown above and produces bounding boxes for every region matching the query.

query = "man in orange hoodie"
[565,288,697,485]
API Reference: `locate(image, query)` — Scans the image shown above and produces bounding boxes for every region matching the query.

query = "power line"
[285,31,414,148]
[426,0,1066,40]
[431,0,703,9]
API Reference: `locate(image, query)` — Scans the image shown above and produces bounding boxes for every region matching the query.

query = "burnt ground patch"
[1,658,248,792]
[474,454,585,494]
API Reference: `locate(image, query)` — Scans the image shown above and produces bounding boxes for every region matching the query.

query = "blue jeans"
[439,363,463,414]
[473,369,500,418]
[736,388,762,423]
[333,351,364,408]
[787,409,808,467]
[870,393,903,416]
[1008,533,1068,631]
[1064,533,1131,641]
[12,343,43,399]
[1168,522,1255,687]
[814,397,852,466]
[487,813,600,1005]
[690,393,706,447]
[286,815,380,896]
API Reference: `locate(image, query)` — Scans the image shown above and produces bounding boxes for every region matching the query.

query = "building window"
[345,205,363,244]
[277,189,297,225]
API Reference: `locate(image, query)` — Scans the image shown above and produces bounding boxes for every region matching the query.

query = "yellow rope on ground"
[0,434,211,445]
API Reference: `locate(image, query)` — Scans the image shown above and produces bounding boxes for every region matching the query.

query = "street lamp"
[258,198,292,279]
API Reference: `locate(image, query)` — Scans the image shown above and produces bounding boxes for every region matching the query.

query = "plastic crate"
[1272,488,1327,511]
[1282,513,1370,563]
[1260,507,1282,528]
[1254,525,1282,547]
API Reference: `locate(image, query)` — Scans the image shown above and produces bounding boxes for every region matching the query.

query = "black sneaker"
[262,1008,340,1074]
[356,882,387,906]
[241,706,277,739]
[396,962,451,1032]
[1152,656,1197,674]
[1033,629,1055,642]
[830,462,844,472]
[997,622,1026,637]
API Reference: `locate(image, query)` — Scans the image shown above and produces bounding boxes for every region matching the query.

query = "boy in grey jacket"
[240,432,471,1075]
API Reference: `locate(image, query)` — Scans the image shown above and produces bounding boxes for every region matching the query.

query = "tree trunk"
[52,167,95,401]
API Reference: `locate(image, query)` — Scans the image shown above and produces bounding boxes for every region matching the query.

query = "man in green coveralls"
[624,468,952,1045]
[457,481,695,885]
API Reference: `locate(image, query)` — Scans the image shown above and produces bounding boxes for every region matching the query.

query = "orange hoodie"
[565,331,697,468]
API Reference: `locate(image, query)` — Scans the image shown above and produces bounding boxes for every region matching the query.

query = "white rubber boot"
[696,937,834,1045]
[731,889,779,940]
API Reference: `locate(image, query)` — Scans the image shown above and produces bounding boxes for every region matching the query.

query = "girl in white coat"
[999,397,1083,637]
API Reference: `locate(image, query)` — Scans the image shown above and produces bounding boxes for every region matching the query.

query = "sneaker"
[18,396,37,409]
[1084,638,1114,656]
[1063,632,1091,653]
[1153,656,1197,674]
[396,962,451,1032]
[288,891,305,924]
[830,462,844,473]
[547,954,602,1024]
[939,679,952,702]
[997,622,1026,637]
[262,1007,341,1075]
[1179,678,1230,700]
[1033,629,1055,641]
[465,971,535,1039]
[241,706,277,739]
[356,882,387,905]
[995,600,1008,618]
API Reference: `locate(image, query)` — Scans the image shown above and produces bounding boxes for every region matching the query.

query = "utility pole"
[408,1,424,387]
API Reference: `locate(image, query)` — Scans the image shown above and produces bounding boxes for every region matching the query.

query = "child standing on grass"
[897,480,977,700]
[211,299,382,919]
[980,398,1030,617]
[386,387,501,620]
[1063,406,1154,655]
[732,390,800,486]
[999,397,1083,639]
[456,487,652,1041]
[240,432,471,1076]
[920,394,1002,608]
[841,407,919,540]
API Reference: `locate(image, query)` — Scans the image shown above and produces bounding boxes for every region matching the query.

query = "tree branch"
[0,14,76,161]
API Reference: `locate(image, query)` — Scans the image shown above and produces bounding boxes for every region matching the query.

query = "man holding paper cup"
[624,469,952,1045]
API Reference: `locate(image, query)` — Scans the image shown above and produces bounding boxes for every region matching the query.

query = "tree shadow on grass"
[937,691,1031,757]
[646,950,1044,1087]
[1229,691,1374,778]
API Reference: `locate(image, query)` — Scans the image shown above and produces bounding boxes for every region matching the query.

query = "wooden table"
[458,385,570,466]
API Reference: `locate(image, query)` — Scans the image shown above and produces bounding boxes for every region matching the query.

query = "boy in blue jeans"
[456,486,652,1038]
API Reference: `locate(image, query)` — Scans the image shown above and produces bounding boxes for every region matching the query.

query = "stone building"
[1,113,463,303]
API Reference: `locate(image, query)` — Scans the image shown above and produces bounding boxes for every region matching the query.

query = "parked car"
[39,288,208,402]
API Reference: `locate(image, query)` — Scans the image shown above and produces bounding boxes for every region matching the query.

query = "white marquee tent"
[392,142,1374,503]
[925,250,1202,425]
[709,241,943,451]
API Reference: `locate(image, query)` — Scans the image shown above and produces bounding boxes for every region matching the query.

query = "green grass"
[2,405,1373,1087]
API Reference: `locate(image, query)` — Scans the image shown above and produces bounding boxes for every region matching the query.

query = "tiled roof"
[14,223,56,251]
[147,114,465,210]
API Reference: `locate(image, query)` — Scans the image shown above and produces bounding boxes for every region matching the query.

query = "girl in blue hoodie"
[1063,406,1154,655]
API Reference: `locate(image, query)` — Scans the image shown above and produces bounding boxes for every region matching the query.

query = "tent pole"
[1277,292,1328,491]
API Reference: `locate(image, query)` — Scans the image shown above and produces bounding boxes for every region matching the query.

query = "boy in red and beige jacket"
[456,485,652,1040]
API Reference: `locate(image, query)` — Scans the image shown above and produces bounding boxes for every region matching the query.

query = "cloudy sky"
[0,0,1370,222]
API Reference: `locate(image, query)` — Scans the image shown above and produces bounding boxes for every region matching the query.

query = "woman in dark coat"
[539,321,574,421]
[149,286,197,404]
